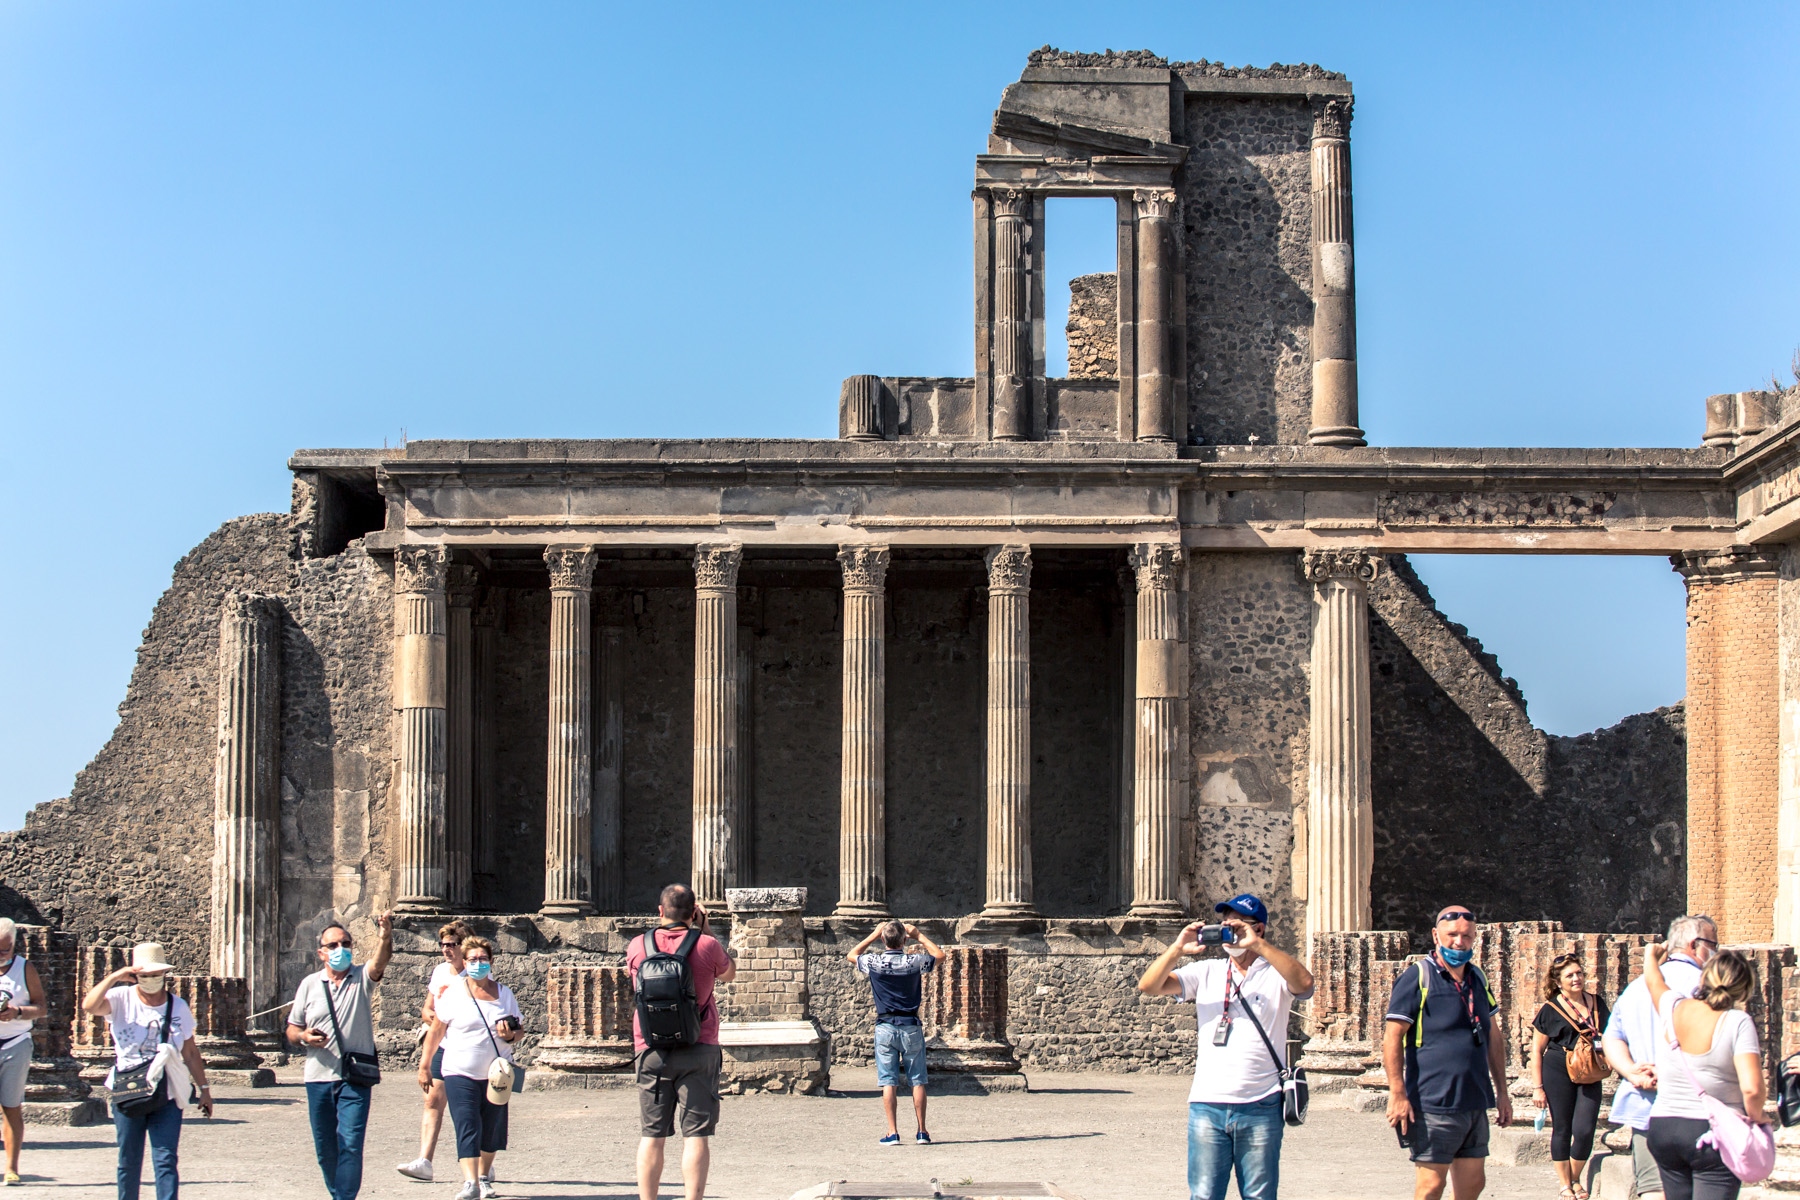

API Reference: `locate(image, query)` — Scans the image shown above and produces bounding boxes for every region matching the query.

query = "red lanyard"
[1432,952,1480,1029]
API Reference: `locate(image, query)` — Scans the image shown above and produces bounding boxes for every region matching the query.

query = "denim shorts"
[874,1021,927,1088]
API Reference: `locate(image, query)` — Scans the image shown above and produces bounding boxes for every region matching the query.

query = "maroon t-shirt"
[625,926,732,1053]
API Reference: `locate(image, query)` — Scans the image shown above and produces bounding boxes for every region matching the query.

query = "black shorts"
[429,1047,445,1082]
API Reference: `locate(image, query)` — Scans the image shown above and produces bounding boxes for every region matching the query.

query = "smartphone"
[1395,1120,1411,1149]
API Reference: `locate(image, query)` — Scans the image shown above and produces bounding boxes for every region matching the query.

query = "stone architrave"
[717,887,829,1095]
[394,545,451,914]
[19,927,104,1126]
[692,545,744,906]
[922,946,1025,1093]
[1302,549,1381,942]
[1134,190,1177,443]
[594,625,625,913]
[445,565,479,909]
[543,546,599,918]
[1675,548,1780,942]
[836,545,891,916]
[1128,543,1185,918]
[989,189,1030,441]
[532,966,634,1084]
[983,545,1037,920]
[171,975,273,1086]
[210,592,282,1032]
[1308,98,1366,447]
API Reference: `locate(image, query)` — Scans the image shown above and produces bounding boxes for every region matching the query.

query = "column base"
[394,897,447,916]
[1307,425,1366,447]
[832,902,890,919]
[538,901,595,920]
[1127,901,1186,920]
[979,902,1039,919]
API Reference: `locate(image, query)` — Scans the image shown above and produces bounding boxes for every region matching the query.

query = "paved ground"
[10,1071,1602,1199]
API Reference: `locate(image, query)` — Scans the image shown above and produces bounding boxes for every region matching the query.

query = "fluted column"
[990,189,1029,441]
[445,565,478,909]
[1129,544,1185,917]
[394,545,450,913]
[734,612,755,887]
[983,544,1035,918]
[836,546,890,915]
[1308,99,1365,446]
[1303,549,1381,942]
[542,546,598,918]
[692,544,743,907]
[594,625,624,912]
[211,592,281,1025]
[1134,190,1177,443]
[471,596,500,885]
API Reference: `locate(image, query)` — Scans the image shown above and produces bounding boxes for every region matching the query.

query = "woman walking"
[398,920,472,1183]
[418,937,522,1200]
[1644,943,1769,1200]
[81,943,213,1200]
[1529,952,1612,1200]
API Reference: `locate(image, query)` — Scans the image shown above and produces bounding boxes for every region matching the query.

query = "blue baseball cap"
[1214,894,1269,925]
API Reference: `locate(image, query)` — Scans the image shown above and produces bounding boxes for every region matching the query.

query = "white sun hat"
[130,943,175,974]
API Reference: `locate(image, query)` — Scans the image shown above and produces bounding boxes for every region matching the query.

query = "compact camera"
[1196,923,1237,946]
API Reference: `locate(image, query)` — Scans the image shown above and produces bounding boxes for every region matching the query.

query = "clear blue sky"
[3,4,1796,830]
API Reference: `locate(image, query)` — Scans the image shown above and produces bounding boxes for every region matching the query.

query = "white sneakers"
[396,1156,434,1182]
[454,1182,480,1200]
[480,1181,498,1199]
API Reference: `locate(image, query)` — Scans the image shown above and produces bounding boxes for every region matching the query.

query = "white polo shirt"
[1173,955,1313,1104]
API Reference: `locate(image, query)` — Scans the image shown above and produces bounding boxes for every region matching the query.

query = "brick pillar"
[171,975,262,1071]
[536,966,633,1075]
[719,887,828,1095]
[1675,549,1779,942]
[922,946,1020,1076]
[73,945,128,1083]
[19,927,102,1123]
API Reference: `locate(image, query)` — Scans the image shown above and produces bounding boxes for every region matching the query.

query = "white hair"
[1667,914,1716,950]
[0,918,15,945]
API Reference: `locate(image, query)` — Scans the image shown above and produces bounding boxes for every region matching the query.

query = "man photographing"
[847,921,946,1146]
[1138,894,1315,1200]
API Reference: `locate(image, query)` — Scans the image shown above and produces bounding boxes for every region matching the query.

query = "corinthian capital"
[837,545,890,593]
[544,546,598,591]
[1129,542,1184,592]
[1134,190,1177,220]
[989,188,1028,219]
[1302,548,1382,585]
[693,543,743,593]
[985,544,1032,593]
[395,545,450,595]
[1313,97,1353,141]
[447,564,480,607]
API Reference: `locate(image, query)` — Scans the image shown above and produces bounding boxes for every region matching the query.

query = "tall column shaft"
[211,592,281,1023]
[543,546,598,917]
[1129,544,1185,917]
[594,625,624,913]
[1303,549,1380,942]
[1134,190,1176,443]
[991,189,1029,441]
[983,545,1035,918]
[734,618,755,886]
[836,546,890,915]
[394,545,450,913]
[445,566,477,909]
[692,544,743,907]
[471,596,500,884]
[1308,98,1365,447]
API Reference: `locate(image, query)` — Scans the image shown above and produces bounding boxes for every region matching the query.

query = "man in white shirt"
[1602,914,1715,1200]
[1138,894,1315,1200]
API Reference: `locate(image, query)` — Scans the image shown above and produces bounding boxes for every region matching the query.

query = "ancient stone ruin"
[4,47,1800,1089]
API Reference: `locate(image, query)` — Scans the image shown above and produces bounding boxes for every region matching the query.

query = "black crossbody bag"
[322,972,381,1088]
[111,997,174,1117]
[1232,975,1309,1127]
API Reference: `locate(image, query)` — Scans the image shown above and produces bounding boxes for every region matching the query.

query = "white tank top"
[0,957,32,1043]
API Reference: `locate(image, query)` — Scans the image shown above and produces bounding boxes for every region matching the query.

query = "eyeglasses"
[439,942,460,949]
[321,939,353,950]
[1437,910,1475,923]
[1693,938,1719,949]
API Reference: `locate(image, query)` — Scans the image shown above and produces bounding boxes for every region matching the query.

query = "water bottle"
[1535,1107,1548,1133]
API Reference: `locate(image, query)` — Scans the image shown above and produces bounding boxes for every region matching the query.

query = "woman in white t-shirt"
[418,936,522,1200]
[397,920,470,1183]
[1642,943,1768,1200]
[79,942,213,1200]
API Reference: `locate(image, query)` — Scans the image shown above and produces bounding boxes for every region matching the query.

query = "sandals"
[1558,1188,1576,1200]
[1573,1187,1590,1200]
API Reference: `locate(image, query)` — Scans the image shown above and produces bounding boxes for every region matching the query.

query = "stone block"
[728,888,806,914]
[720,1020,830,1095]
[22,1098,107,1127]
[1488,1127,1554,1167]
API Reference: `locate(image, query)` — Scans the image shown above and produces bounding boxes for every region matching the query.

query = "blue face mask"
[466,960,492,981]
[327,947,353,972]
[1438,946,1474,968]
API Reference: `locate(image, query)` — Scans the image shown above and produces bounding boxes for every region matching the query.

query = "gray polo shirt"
[288,966,377,1085]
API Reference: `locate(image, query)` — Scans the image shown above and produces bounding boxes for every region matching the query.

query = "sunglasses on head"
[1437,910,1475,923]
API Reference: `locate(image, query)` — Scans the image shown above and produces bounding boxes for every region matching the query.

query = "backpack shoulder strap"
[674,927,702,961]
[1411,960,1429,1048]
[1472,964,1497,1008]
[158,995,174,1046]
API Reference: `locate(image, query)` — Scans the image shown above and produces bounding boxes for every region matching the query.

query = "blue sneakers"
[879,1133,901,1147]
[916,1131,932,1145]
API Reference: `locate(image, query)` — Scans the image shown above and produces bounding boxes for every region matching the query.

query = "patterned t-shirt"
[855,952,937,1017]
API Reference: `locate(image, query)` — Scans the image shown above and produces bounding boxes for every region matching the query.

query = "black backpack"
[635,927,704,1051]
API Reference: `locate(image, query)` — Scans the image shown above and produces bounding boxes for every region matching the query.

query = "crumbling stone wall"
[1065,273,1118,379]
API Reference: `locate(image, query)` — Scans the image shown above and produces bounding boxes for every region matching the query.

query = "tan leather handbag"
[1555,994,1610,1085]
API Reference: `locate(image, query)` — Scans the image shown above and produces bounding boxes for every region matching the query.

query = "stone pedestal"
[718,888,829,1095]
[20,928,104,1126]
[693,545,745,907]
[172,975,273,1087]
[982,545,1037,921]
[531,966,634,1085]
[394,545,450,914]
[543,546,598,918]
[922,946,1025,1093]
[836,546,890,917]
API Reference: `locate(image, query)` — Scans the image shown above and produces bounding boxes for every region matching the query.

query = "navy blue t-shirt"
[855,951,936,1017]
[1385,958,1498,1113]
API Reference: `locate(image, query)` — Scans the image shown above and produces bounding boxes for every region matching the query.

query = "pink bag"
[1677,1047,1776,1183]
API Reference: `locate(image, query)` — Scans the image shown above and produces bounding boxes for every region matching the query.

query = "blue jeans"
[306,1080,372,1200]
[874,1022,928,1088]
[1188,1094,1285,1200]
[114,1099,182,1200]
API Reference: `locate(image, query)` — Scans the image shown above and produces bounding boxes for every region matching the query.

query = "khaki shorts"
[637,1044,723,1139]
